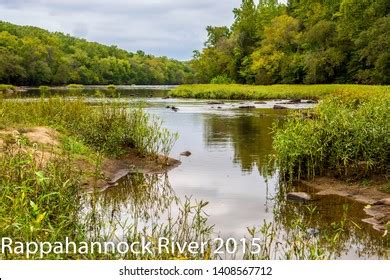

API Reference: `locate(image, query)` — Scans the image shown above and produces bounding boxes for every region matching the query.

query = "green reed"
[171,84,389,100]
[273,91,390,180]
[0,140,213,259]
[0,138,83,249]
[0,97,177,157]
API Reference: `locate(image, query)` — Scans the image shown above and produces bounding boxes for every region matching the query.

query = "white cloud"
[0,0,241,60]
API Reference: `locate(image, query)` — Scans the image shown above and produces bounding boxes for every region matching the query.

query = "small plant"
[0,84,16,93]
[67,84,85,89]
[38,85,50,92]
[380,185,390,194]
[210,75,235,84]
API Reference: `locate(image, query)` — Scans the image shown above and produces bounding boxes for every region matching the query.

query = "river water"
[12,87,390,259]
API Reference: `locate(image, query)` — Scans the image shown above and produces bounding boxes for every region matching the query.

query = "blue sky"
[0,0,287,60]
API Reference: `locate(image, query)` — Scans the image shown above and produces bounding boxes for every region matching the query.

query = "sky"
[0,0,287,60]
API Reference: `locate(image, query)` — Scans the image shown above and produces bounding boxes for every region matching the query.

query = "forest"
[191,0,389,85]
[0,21,193,86]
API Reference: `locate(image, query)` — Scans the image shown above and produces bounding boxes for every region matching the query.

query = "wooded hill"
[0,21,193,86]
[191,0,389,85]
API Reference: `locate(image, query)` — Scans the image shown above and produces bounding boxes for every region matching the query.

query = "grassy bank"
[0,84,16,93]
[0,98,177,157]
[273,91,390,181]
[2,140,369,260]
[0,97,187,259]
[171,84,390,100]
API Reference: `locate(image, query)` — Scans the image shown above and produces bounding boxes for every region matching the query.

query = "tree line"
[191,0,389,85]
[0,21,193,86]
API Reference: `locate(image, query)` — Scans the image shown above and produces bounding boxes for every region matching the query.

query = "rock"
[306,100,318,104]
[254,101,266,104]
[277,99,301,105]
[108,169,131,185]
[166,105,171,109]
[217,106,222,109]
[287,192,312,202]
[162,96,170,99]
[171,106,179,112]
[180,151,192,157]
[273,105,288,109]
[372,198,390,206]
[207,101,224,105]
[306,228,320,236]
[238,105,256,109]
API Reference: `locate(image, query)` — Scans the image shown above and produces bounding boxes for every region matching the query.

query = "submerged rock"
[307,228,320,236]
[372,198,390,206]
[287,192,312,202]
[254,101,266,104]
[207,101,224,105]
[290,99,302,104]
[107,169,131,185]
[273,105,288,109]
[239,105,256,109]
[180,151,192,157]
[277,99,302,105]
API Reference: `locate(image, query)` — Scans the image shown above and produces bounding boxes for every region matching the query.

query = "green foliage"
[0,21,193,86]
[38,85,50,92]
[0,142,212,259]
[273,92,390,180]
[67,84,85,89]
[192,0,390,85]
[380,185,390,194]
[210,75,235,84]
[0,84,16,93]
[0,98,177,157]
[0,141,82,244]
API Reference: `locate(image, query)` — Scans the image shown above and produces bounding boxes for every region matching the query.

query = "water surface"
[14,88,390,259]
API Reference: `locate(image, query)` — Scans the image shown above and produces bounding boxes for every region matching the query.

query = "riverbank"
[0,126,180,190]
[170,84,390,100]
[0,98,202,260]
[273,91,389,232]
[0,84,16,94]
[301,178,390,231]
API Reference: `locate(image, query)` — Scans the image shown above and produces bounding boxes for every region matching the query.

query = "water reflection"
[9,88,390,259]
[82,172,389,259]
[271,186,390,259]
[82,172,178,240]
[204,110,286,175]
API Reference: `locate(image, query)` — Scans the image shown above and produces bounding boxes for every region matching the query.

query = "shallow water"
[14,88,390,259]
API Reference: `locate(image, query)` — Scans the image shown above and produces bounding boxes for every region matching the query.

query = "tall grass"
[171,84,389,100]
[0,138,83,246]
[273,91,390,180]
[67,84,85,89]
[1,141,385,259]
[0,84,16,93]
[0,139,213,259]
[0,98,177,157]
